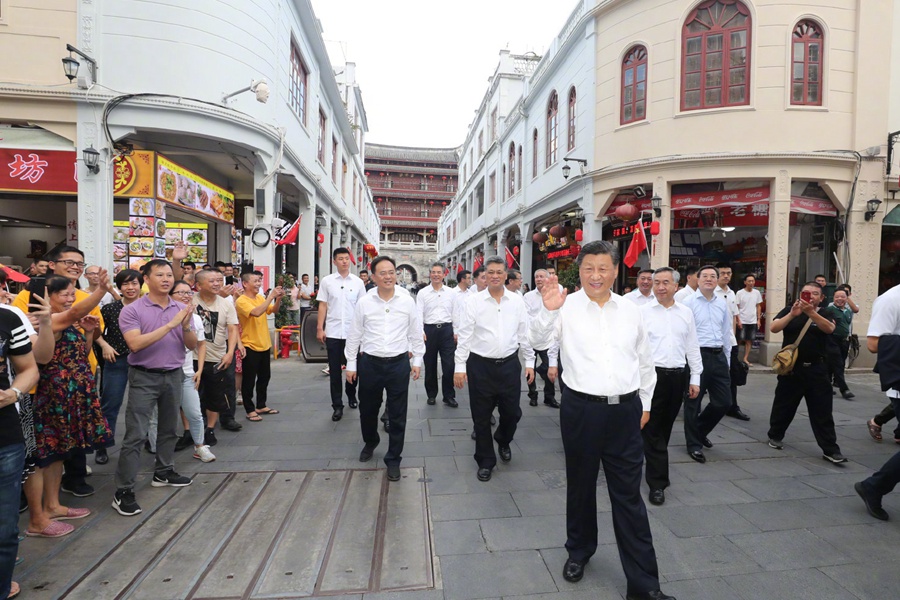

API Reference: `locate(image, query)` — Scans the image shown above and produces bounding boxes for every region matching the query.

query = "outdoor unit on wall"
[243,206,255,229]
[255,189,266,218]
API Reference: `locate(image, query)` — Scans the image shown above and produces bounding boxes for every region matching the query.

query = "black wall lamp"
[83,146,100,175]
[865,197,882,221]
[562,157,588,180]
[651,195,662,218]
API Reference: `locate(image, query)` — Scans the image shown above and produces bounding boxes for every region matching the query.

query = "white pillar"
[519,219,533,285]
[650,177,670,269]
[760,171,791,363]
[250,161,276,289]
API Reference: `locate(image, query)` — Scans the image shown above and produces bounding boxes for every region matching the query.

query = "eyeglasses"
[57,260,86,269]
[85,271,100,276]
[171,290,193,296]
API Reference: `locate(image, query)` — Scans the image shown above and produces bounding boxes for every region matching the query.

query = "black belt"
[569,389,639,405]
[425,322,452,329]
[130,364,181,375]
[700,347,723,354]
[656,366,685,374]
[470,352,518,365]
[363,353,407,363]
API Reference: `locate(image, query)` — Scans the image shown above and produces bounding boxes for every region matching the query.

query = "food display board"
[113,199,169,275]
[164,222,209,265]
[231,227,242,266]
[157,155,234,224]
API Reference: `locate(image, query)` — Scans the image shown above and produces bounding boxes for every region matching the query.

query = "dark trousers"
[527,348,556,399]
[729,345,742,411]
[863,397,900,497]
[827,338,850,392]
[241,348,271,413]
[326,337,357,408]
[99,357,129,447]
[467,353,521,469]
[643,368,687,490]
[0,442,25,600]
[358,354,410,466]
[767,362,840,455]
[61,452,88,489]
[197,360,237,423]
[424,323,455,401]
[560,388,660,595]
[684,350,732,452]
[873,402,900,439]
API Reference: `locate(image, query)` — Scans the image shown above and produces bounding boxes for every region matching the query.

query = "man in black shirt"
[766,281,846,463]
[0,308,40,600]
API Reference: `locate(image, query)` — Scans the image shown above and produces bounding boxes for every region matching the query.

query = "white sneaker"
[193,445,216,462]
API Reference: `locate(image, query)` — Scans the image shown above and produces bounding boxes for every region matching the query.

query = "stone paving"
[14,359,900,599]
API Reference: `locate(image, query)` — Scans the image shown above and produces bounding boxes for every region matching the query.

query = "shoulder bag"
[771,318,812,375]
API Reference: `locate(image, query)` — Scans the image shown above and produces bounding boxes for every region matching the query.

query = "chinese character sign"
[0,149,77,194]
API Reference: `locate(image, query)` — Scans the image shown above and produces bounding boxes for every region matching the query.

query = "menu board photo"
[157,155,235,224]
[165,222,209,264]
[114,198,170,274]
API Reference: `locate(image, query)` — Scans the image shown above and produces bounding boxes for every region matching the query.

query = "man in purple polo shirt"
[112,260,197,517]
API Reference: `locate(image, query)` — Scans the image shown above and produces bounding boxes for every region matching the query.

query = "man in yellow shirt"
[235,271,284,420]
[12,245,111,497]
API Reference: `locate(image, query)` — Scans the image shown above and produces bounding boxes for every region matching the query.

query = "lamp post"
[61,44,98,88]
[561,157,588,180]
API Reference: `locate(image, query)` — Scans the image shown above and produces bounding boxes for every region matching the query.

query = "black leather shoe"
[348,398,358,409]
[359,444,376,462]
[476,467,492,482]
[427,397,436,405]
[649,488,665,505]
[702,437,713,449]
[855,482,889,520]
[220,419,242,431]
[688,450,706,463]
[95,448,109,465]
[562,558,585,583]
[381,415,390,433]
[387,464,401,481]
[332,408,343,422]
[443,398,459,408]
[498,445,512,463]
[174,431,193,452]
[625,590,675,600]
[528,394,538,407]
[544,398,560,408]
[727,408,751,421]
[842,390,856,400]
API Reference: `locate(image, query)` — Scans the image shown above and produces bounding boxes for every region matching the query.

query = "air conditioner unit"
[244,206,255,228]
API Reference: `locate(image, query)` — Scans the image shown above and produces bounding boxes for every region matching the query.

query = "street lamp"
[865,197,882,222]
[61,44,98,88]
[561,157,588,180]
[82,146,100,175]
[650,195,662,218]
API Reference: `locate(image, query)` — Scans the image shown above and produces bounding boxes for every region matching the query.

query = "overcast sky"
[310,0,573,149]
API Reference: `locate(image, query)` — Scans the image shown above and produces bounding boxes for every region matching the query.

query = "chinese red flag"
[505,247,515,269]
[623,225,647,268]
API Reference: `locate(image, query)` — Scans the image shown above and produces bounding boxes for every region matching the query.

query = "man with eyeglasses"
[11,245,111,497]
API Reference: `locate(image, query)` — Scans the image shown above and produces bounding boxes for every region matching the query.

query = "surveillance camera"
[633,185,647,199]
[865,145,881,157]
[252,80,270,104]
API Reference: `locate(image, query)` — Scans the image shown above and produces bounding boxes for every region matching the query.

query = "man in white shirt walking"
[714,263,750,421]
[418,263,458,407]
[345,256,425,482]
[505,269,523,295]
[683,265,734,463]
[530,241,673,600]
[523,269,560,408]
[735,273,763,364]
[317,248,366,421]
[673,266,698,303]
[454,257,534,482]
[640,267,702,506]
[624,269,655,306]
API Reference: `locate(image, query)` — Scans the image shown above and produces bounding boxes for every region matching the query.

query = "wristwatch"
[10,387,26,402]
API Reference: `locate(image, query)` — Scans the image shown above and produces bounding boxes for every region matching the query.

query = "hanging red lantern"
[442,201,448,206]
[615,203,639,222]
[365,171,370,176]
[574,229,584,242]
[316,233,325,244]
[549,224,566,238]
[442,176,447,180]
[513,246,520,256]
[533,232,548,244]
[379,172,385,176]
[363,243,378,258]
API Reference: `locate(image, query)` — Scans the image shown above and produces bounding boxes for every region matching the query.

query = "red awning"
[671,187,769,210]
[790,196,838,217]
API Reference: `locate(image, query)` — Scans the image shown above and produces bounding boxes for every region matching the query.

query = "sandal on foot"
[26,521,74,538]
[9,581,20,599]
[867,419,883,442]
[257,408,279,415]
[246,413,263,422]
[51,507,91,520]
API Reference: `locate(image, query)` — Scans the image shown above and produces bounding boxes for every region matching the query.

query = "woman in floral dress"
[23,276,111,538]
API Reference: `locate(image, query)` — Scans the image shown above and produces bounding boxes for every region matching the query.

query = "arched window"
[567,87,577,150]
[621,46,648,124]
[508,142,516,195]
[682,0,751,110]
[546,91,559,167]
[532,129,539,178]
[517,146,523,189]
[791,20,823,105]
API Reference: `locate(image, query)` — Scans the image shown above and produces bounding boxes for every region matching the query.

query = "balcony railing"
[367,177,456,193]
[380,239,438,251]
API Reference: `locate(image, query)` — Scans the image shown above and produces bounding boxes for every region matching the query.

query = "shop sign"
[671,186,769,210]
[113,151,156,198]
[547,245,581,259]
[157,154,234,224]
[0,148,76,195]
[674,204,770,229]
[611,217,652,239]
[790,195,837,217]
